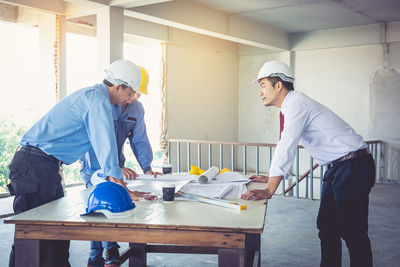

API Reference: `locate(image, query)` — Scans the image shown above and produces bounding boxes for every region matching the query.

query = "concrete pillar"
[56,15,67,100]
[96,6,124,79]
[38,12,56,108]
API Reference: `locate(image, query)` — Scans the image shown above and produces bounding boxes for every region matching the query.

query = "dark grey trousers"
[7,147,70,267]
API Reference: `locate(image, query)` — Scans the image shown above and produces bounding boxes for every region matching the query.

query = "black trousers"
[317,154,375,267]
[7,148,70,267]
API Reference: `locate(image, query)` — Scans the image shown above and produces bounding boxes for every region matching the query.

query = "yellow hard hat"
[138,66,149,95]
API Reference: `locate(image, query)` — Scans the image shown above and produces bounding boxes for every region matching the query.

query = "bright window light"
[0,21,55,125]
[66,32,98,95]
[0,21,56,192]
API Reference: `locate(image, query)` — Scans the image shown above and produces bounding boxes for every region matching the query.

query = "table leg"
[129,243,147,267]
[245,233,261,267]
[15,239,40,267]
[218,233,261,267]
[218,248,246,267]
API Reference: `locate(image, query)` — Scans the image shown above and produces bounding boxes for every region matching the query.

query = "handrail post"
[370,143,374,161]
[208,144,212,169]
[187,142,191,172]
[256,146,260,175]
[231,145,235,171]
[197,143,201,169]
[177,142,181,173]
[376,142,380,182]
[305,174,309,199]
[269,147,272,169]
[168,141,171,164]
[219,144,223,170]
[243,146,247,175]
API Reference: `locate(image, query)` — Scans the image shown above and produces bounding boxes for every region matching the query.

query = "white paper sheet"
[209,172,250,183]
[179,180,250,199]
[179,183,234,199]
[136,173,197,181]
[223,183,249,198]
[126,179,190,196]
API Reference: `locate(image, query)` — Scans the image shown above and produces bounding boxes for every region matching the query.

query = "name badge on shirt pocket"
[127,117,136,122]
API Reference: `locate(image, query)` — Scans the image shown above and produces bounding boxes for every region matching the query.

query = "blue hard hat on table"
[81,182,136,219]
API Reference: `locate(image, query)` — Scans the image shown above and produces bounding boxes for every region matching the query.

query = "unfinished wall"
[166,28,238,141]
[369,69,400,182]
[294,45,382,138]
[165,28,239,170]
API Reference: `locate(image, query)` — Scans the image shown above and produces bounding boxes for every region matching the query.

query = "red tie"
[279,112,284,140]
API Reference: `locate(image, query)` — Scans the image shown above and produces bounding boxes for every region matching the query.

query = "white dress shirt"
[269,90,366,179]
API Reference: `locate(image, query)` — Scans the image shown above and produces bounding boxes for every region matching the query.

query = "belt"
[328,148,370,168]
[17,146,63,166]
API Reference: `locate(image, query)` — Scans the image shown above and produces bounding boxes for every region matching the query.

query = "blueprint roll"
[198,166,220,184]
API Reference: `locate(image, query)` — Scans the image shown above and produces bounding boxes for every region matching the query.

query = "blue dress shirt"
[80,100,153,184]
[20,83,123,179]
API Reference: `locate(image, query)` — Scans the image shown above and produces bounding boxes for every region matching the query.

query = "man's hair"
[266,77,294,91]
[103,79,128,89]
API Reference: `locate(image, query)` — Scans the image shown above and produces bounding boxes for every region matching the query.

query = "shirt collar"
[280,90,294,115]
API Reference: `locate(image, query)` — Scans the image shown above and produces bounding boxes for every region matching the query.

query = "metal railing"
[168,139,383,200]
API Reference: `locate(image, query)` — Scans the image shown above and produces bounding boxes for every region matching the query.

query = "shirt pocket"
[124,117,137,137]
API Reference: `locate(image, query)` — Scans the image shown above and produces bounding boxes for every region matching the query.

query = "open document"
[126,179,190,196]
[136,173,196,181]
[125,168,250,199]
[209,171,249,183]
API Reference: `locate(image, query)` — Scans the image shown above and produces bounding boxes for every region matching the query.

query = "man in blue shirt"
[7,59,154,267]
[80,67,162,267]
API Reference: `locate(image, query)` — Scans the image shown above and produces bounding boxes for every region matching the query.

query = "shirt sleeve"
[84,92,123,179]
[269,102,310,179]
[80,148,101,174]
[129,107,153,173]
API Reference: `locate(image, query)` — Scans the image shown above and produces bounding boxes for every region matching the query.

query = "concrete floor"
[1,184,399,266]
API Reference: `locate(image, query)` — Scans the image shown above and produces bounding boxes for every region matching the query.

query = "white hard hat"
[105,59,144,93]
[91,170,107,186]
[254,60,294,84]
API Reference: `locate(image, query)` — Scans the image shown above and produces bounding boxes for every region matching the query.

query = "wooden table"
[5,183,267,267]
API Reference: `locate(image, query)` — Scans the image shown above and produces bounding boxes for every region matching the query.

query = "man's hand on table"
[145,170,163,178]
[242,176,282,201]
[241,188,273,200]
[249,174,269,183]
[121,167,138,179]
[129,191,158,201]
[108,176,158,201]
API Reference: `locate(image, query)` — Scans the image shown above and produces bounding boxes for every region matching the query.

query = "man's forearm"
[265,176,283,195]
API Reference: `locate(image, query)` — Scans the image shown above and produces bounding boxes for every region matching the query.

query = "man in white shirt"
[242,61,375,267]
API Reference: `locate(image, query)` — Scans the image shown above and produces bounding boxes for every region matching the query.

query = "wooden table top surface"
[5,182,268,233]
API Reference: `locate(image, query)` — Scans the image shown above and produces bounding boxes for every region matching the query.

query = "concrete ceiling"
[2,0,400,34]
[190,0,400,33]
[2,0,399,53]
